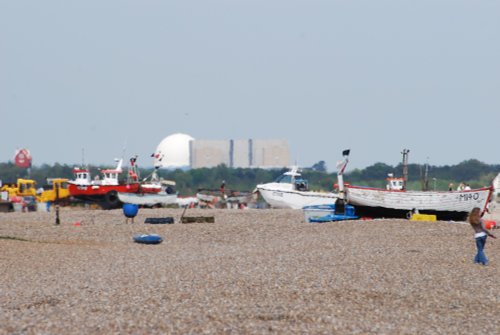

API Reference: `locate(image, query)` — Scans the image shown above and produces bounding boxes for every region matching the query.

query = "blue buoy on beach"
[123,203,139,218]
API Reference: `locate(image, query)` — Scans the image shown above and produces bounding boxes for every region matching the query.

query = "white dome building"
[153,133,194,168]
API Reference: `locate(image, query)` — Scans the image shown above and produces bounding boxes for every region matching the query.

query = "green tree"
[310,161,327,172]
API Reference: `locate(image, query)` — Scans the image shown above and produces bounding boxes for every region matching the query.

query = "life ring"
[133,234,163,244]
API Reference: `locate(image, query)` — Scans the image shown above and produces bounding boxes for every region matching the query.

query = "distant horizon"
[1,155,498,173]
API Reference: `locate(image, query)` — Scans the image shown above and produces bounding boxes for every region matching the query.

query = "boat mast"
[422,158,429,191]
[401,149,410,190]
[336,149,350,198]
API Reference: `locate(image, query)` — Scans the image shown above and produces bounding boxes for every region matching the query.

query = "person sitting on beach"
[468,207,496,265]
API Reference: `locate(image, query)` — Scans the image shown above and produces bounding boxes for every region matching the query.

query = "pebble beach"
[1,206,500,334]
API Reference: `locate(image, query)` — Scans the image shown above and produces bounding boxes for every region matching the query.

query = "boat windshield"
[104,173,118,180]
[274,174,293,184]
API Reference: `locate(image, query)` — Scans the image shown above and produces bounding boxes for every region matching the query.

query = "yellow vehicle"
[39,178,70,203]
[0,178,70,203]
[1,179,37,198]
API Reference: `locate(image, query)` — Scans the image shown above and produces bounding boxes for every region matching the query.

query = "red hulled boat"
[68,158,141,209]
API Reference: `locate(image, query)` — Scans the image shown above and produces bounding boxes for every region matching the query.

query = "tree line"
[0,159,498,196]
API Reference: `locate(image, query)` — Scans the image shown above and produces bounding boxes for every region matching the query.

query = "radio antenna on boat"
[401,149,410,190]
[81,148,85,167]
[121,139,128,161]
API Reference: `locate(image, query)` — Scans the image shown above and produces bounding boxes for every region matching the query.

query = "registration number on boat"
[459,193,479,201]
[272,191,283,197]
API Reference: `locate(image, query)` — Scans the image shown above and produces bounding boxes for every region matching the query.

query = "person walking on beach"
[468,207,496,265]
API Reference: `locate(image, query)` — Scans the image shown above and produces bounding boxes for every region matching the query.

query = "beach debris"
[144,217,174,224]
[409,213,437,222]
[181,216,215,224]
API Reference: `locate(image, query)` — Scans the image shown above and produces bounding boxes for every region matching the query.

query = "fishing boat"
[128,155,163,194]
[225,190,255,205]
[336,150,494,221]
[255,167,339,209]
[68,158,140,209]
[195,180,254,208]
[196,189,224,203]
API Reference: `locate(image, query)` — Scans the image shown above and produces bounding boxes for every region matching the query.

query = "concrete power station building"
[154,133,289,169]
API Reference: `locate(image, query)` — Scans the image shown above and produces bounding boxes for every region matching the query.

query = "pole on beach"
[55,204,60,225]
[179,204,189,223]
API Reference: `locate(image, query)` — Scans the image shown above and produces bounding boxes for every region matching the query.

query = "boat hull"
[257,186,338,209]
[346,185,493,220]
[68,183,141,209]
[118,192,178,206]
[68,183,140,197]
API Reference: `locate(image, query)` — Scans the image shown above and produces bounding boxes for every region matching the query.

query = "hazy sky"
[1,0,499,171]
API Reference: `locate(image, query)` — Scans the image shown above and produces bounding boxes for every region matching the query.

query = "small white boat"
[196,189,224,203]
[176,196,199,207]
[118,192,177,207]
[118,180,178,207]
[256,167,339,209]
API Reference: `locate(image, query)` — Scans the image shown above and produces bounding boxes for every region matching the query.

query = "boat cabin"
[386,175,405,191]
[72,168,92,186]
[100,169,121,186]
[274,167,309,192]
[98,158,124,186]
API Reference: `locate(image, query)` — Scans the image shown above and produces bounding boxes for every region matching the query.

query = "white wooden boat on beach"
[345,185,493,221]
[336,150,494,221]
[256,167,338,209]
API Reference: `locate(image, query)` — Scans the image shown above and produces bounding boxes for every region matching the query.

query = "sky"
[1,0,499,172]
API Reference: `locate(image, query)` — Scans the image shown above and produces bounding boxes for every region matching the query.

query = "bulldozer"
[38,178,70,203]
[1,179,37,198]
[0,178,70,211]
[1,179,38,211]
